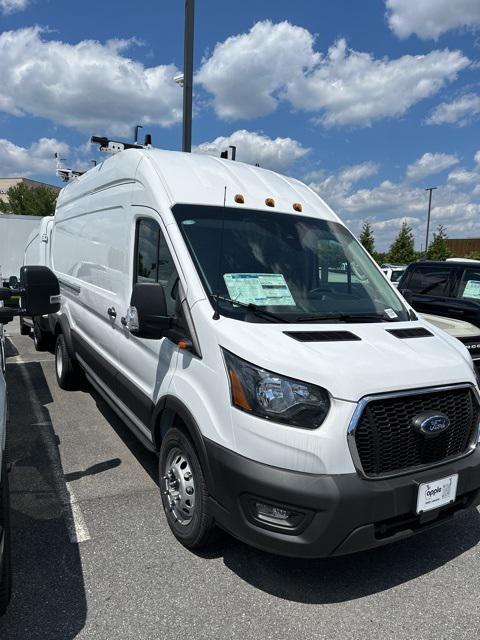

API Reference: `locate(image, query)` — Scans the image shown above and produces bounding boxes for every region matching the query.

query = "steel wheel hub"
[163,447,195,526]
[56,343,63,378]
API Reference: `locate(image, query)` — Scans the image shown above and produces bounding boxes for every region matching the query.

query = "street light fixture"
[173,72,185,88]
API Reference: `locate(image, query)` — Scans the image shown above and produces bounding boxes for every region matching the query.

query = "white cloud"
[194,129,309,172]
[0,137,69,177]
[0,0,28,14]
[197,21,470,127]
[309,150,480,249]
[386,0,480,40]
[197,21,318,120]
[0,27,183,135]
[426,93,480,126]
[405,152,458,181]
[289,40,469,127]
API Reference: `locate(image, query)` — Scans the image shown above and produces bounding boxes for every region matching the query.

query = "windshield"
[173,205,409,323]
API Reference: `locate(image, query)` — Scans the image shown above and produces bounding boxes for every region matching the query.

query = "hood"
[420,313,480,339]
[215,317,476,402]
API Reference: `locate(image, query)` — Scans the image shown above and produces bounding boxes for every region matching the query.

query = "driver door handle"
[107,307,117,319]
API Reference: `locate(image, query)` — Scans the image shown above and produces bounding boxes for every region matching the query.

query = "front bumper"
[205,439,480,558]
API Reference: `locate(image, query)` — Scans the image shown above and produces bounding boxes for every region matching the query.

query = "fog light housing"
[255,501,293,524]
[243,496,310,534]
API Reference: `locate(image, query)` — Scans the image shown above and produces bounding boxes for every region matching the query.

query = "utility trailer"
[0,215,42,285]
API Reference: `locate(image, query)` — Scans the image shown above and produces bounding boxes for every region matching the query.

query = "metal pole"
[425,187,437,254]
[182,0,195,152]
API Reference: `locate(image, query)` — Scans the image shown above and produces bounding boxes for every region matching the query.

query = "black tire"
[159,427,216,549]
[0,455,12,617]
[55,334,79,390]
[33,320,51,352]
[19,318,30,336]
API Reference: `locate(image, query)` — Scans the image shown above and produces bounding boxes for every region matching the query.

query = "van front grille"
[351,386,479,478]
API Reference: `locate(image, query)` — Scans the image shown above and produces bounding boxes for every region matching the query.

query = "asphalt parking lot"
[1,321,480,639]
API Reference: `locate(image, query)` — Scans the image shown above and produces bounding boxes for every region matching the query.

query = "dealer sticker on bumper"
[416,474,458,514]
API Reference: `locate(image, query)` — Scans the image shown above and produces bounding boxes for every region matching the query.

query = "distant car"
[419,313,480,370]
[381,264,407,287]
[399,260,480,329]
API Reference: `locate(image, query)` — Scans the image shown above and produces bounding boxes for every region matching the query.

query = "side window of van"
[408,267,450,296]
[135,218,179,316]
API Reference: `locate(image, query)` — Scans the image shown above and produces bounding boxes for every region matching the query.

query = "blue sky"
[0,0,479,249]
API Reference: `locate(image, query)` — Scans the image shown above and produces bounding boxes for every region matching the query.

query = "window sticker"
[463,280,480,299]
[223,273,296,306]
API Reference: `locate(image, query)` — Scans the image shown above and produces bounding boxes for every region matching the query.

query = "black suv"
[398,260,480,358]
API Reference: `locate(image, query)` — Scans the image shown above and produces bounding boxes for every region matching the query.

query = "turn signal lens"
[228,368,252,411]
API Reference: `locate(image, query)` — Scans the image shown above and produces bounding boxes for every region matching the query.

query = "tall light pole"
[182,0,195,152]
[425,186,437,255]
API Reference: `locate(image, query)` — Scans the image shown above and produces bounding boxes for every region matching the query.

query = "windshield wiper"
[294,312,397,323]
[210,294,291,323]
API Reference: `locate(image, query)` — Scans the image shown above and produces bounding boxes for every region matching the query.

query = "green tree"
[388,220,417,264]
[359,221,376,255]
[426,225,451,260]
[0,182,57,216]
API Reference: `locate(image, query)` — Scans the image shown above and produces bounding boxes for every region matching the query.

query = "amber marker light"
[293,202,303,212]
[265,197,275,207]
[228,368,252,411]
[234,193,245,204]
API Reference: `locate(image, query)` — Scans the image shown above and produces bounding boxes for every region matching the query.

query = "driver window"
[135,218,179,316]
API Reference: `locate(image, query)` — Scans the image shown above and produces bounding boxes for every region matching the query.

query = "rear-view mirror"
[127,282,171,339]
[19,266,61,316]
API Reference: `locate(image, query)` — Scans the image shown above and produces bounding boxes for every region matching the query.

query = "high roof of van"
[57,148,340,223]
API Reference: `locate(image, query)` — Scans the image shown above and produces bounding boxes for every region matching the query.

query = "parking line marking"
[15,363,91,544]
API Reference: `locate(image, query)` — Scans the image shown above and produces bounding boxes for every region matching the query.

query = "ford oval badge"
[412,411,450,437]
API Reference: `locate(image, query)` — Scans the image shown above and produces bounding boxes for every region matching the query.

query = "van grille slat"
[353,387,479,477]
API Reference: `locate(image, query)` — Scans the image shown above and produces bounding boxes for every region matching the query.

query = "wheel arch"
[153,396,214,491]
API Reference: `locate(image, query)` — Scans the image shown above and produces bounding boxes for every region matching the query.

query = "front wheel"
[19,318,30,336]
[55,334,80,390]
[33,320,51,352]
[159,428,216,549]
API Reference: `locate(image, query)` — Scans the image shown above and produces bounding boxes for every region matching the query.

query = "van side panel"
[53,184,132,396]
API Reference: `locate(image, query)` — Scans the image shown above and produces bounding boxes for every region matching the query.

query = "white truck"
[47,141,480,558]
[19,216,55,349]
[0,215,42,285]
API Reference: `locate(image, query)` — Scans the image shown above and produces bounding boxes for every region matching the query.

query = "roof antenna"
[134,124,143,144]
[223,186,227,207]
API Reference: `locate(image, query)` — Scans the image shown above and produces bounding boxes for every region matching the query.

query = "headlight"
[222,349,330,429]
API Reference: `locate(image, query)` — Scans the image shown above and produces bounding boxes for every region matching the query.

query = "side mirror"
[126,282,171,339]
[399,288,413,305]
[20,266,61,316]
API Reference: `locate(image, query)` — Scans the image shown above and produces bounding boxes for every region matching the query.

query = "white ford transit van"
[50,146,480,557]
[20,216,56,349]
